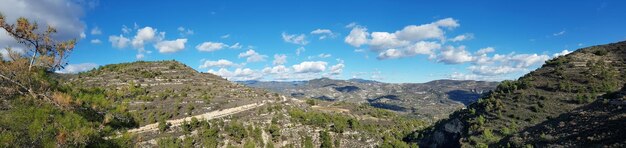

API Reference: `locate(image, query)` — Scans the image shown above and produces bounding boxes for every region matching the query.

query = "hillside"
[239,78,498,121]
[500,85,626,147]
[415,41,626,147]
[66,60,281,126]
[61,60,429,147]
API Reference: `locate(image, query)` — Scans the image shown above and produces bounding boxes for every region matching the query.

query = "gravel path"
[127,102,266,134]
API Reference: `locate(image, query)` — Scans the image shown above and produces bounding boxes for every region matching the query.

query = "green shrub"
[269,124,281,142]
[243,139,256,148]
[306,99,317,105]
[482,128,498,143]
[199,125,219,147]
[303,135,314,148]
[593,49,608,56]
[477,115,485,126]
[319,131,333,148]
[226,121,247,143]
[158,120,170,133]
[157,137,182,148]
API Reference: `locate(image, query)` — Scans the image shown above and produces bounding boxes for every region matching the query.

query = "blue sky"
[1,0,626,83]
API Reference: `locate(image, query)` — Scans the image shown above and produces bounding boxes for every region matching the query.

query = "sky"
[1,0,626,83]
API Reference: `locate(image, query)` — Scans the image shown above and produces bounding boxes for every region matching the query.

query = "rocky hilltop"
[415,41,626,147]
[239,78,498,121]
[68,60,280,126]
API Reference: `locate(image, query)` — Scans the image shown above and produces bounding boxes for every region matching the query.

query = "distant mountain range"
[238,78,498,121]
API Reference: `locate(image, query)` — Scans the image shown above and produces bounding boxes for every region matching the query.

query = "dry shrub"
[52,92,73,107]
[56,131,67,145]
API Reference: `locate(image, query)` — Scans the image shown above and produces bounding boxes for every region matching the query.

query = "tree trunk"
[28,51,36,71]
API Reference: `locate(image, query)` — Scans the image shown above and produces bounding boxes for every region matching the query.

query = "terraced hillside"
[415,41,626,147]
[63,60,429,147]
[240,78,498,121]
[68,61,281,126]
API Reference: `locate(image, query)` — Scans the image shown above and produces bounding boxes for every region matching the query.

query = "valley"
[239,78,497,121]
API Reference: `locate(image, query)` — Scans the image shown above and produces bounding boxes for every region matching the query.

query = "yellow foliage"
[52,92,73,107]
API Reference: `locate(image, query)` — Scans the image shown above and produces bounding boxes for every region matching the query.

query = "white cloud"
[369,32,409,51]
[133,23,139,29]
[395,24,444,42]
[296,47,306,56]
[473,54,492,65]
[229,43,242,49]
[208,68,263,81]
[90,26,102,35]
[55,63,98,74]
[310,29,336,40]
[434,18,460,28]
[90,39,102,44]
[394,18,458,42]
[552,49,572,58]
[154,39,187,53]
[463,48,552,77]
[200,59,239,68]
[377,41,441,60]
[238,49,267,62]
[475,47,495,55]
[196,42,228,52]
[468,65,523,76]
[450,33,473,42]
[553,30,566,36]
[177,26,194,36]
[405,41,440,56]
[262,65,290,74]
[344,25,369,47]
[318,53,332,58]
[346,18,460,60]
[345,22,358,28]
[136,53,145,59]
[509,54,550,68]
[282,32,309,45]
[448,72,504,81]
[329,63,345,75]
[377,49,403,60]
[132,27,164,49]
[121,25,131,34]
[273,54,287,65]
[311,29,332,34]
[436,45,474,64]
[220,34,230,39]
[293,61,327,73]
[0,0,85,48]
[108,35,131,48]
[208,68,233,78]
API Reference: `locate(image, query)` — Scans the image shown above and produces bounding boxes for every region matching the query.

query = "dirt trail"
[127,101,266,134]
